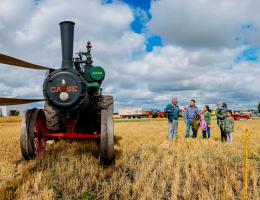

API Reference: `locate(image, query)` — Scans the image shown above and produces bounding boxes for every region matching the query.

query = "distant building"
[0,105,30,117]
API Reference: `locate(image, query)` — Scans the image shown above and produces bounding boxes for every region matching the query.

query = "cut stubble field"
[0,118,259,200]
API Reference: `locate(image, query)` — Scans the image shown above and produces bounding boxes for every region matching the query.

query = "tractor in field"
[0,21,115,164]
[119,108,166,119]
[232,112,251,120]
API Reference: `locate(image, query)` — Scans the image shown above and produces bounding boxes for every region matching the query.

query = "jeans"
[220,126,227,142]
[227,132,232,144]
[168,119,178,140]
[185,119,197,138]
[202,125,211,139]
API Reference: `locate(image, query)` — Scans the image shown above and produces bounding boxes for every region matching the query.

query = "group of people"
[164,98,235,144]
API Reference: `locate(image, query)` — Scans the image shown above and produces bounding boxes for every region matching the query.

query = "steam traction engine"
[20,21,115,164]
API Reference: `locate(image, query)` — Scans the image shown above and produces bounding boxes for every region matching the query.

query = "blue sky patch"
[236,47,260,62]
[120,0,151,10]
[130,7,150,33]
[241,23,256,31]
[235,23,260,62]
[146,35,163,52]
[104,0,162,52]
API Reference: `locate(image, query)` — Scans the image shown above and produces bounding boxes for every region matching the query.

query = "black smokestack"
[59,21,75,69]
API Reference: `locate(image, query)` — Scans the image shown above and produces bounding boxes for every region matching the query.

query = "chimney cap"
[59,21,75,25]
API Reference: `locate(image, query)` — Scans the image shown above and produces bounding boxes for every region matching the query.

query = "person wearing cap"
[216,102,228,141]
[164,98,180,140]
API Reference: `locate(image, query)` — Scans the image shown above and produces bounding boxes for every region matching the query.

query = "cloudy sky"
[0,0,259,110]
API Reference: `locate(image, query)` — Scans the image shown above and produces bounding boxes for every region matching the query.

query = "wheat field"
[0,118,259,200]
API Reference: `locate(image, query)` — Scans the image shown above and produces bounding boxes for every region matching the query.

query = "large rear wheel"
[99,95,115,165]
[20,109,47,160]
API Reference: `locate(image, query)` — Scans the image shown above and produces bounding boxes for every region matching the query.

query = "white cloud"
[0,0,141,97]
[108,45,259,109]
[0,0,259,111]
[148,0,260,48]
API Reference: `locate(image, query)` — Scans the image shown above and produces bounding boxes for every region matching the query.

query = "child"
[202,105,211,139]
[198,112,207,133]
[224,110,234,144]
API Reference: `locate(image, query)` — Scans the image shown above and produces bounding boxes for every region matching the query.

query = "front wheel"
[20,109,47,160]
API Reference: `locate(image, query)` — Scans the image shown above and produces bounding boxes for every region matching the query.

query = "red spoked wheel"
[20,109,48,160]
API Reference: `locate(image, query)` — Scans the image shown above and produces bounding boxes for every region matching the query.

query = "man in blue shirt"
[164,98,180,140]
[184,99,199,138]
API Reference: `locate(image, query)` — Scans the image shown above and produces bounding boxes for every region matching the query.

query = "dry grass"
[0,118,259,200]
[0,116,21,123]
